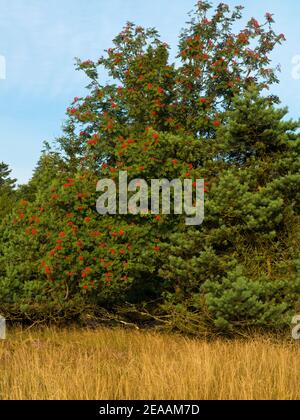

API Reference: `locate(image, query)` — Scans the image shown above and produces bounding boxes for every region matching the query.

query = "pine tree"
[1,3,299,333]
[0,162,16,191]
[0,162,17,220]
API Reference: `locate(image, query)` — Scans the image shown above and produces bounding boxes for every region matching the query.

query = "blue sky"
[0,0,300,184]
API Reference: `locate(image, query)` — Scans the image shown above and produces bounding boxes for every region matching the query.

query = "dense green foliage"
[0,2,299,334]
[0,162,17,219]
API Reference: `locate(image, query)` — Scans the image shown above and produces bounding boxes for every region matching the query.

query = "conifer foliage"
[0,2,299,333]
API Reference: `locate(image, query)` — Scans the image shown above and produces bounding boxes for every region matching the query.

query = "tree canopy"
[0,2,299,334]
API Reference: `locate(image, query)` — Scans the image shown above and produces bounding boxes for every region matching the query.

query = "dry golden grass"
[0,327,299,400]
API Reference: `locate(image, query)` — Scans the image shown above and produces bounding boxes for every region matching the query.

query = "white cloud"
[0,54,5,79]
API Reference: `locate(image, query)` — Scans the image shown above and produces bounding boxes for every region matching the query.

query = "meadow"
[0,327,299,400]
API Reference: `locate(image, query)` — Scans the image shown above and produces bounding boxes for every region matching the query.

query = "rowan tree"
[1,2,298,333]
